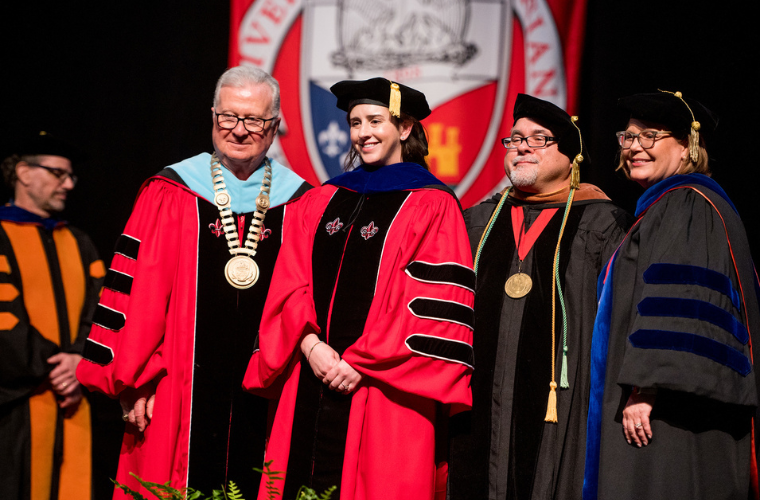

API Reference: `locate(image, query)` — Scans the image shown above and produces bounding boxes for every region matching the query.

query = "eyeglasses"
[26,164,78,186]
[502,135,557,149]
[215,112,278,133]
[616,130,672,149]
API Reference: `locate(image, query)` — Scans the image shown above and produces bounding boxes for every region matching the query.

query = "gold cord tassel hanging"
[659,90,700,164]
[570,116,583,189]
[689,121,700,163]
[389,82,401,118]
[571,154,582,189]
[545,381,558,422]
[545,183,576,422]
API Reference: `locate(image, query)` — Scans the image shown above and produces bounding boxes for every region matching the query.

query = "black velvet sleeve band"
[92,304,126,332]
[103,269,133,295]
[82,338,114,366]
[406,261,476,291]
[114,234,140,261]
[408,297,474,330]
[405,334,474,368]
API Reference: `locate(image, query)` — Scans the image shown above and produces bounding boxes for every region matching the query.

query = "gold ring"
[122,414,129,422]
[61,382,68,389]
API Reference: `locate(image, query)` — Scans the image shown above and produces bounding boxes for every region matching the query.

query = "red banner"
[229,0,587,208]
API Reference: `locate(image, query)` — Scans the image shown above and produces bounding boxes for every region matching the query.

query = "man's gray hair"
[213,66,281,117]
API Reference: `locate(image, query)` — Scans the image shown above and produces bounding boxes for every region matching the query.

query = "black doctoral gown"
[449,185,631,500]
[585,174,760,500]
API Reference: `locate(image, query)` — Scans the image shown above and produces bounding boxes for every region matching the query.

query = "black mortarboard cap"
[513,93,582,160]
[617,91,718,142]
[13,131,85,163]
[330,77,431,121]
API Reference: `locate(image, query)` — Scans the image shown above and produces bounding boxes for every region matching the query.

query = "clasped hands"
[47,352,83,415]
[301,333,362,394]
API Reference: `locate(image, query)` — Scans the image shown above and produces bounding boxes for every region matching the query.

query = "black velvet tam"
[330,77,431,120]
[618,92,718,140]
[14,131,85,163]
[512,93,581,160]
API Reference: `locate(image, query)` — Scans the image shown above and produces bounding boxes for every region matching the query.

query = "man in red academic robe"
[76,67,309,498]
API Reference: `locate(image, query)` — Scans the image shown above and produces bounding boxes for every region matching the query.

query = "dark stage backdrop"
[2,0,758,262]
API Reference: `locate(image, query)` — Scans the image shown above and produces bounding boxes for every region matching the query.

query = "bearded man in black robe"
[448,94,631,500]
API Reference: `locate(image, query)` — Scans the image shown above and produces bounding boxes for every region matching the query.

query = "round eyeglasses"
[502,135,557,149]
[215,112,278,133]
[616,130,672,149]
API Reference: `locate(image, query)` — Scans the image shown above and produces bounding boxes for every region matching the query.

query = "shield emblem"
[235,0,569,205]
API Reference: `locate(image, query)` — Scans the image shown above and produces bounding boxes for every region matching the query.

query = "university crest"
[232,0,571,207]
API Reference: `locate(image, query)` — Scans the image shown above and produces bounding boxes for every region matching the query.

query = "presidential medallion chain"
[210,152,271,289]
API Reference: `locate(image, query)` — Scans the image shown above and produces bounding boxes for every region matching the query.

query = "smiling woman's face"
[622,118,689,188]
[349,104,411,167]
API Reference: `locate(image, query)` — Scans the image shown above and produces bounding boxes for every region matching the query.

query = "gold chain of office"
[209,152,271,289]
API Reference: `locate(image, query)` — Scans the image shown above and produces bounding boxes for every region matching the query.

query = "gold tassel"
[570,116,583,189]
[660,90,700,164]
[689,121,700,163]
[571,154,582,189]
[389,82,401,118]
[544,381,558,423]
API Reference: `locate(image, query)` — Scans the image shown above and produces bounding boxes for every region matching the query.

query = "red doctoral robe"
[244,168,474,500]
[77,157,309,497]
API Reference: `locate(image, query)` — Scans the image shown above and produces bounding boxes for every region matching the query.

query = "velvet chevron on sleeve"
[76,152,310,498]
[0,207,104,500]
[585,174,760,500]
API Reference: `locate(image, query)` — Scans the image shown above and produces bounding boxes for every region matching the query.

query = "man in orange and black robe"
[0,132,104,500]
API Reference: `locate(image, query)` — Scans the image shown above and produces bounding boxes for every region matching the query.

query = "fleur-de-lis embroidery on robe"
[326,217,344,235]
[361,221,379,240]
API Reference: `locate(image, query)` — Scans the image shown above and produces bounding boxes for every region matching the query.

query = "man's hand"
[47,352,82,398]
[59,386,84,416]
[120,384,156,433]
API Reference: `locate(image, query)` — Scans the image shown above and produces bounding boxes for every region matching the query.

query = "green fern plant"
[113,473,235,500]
[251,460,284,500]
[294,485,336,500]
[113,462,335,500]
[225,481,244,500]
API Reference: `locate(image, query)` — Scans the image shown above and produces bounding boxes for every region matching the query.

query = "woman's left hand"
[324,359,363,394]
[622,389,656,447]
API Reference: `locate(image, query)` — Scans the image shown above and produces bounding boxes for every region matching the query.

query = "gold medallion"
[214,192,230,207]
[505,272,532,298]
[211,154,271,290]
[256,194,270,210]
[225,255,259,289]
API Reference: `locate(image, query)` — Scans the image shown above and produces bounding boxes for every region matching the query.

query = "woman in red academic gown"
[243,78,474,500]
